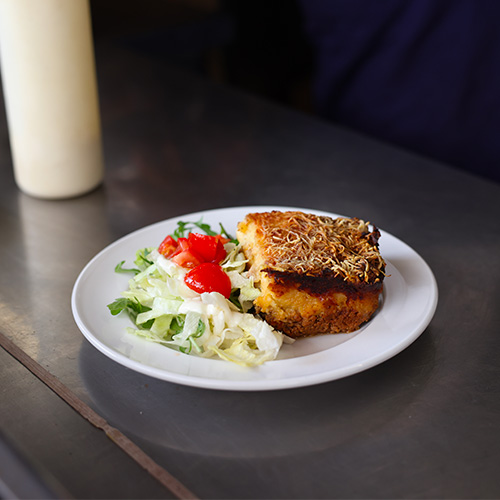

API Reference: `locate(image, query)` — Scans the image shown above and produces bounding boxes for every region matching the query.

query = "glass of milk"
[0,0,104,199]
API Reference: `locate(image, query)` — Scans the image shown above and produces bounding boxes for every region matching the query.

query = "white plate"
[72,206,438,391]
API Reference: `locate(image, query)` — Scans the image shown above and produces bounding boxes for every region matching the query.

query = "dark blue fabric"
[299,0,500,182]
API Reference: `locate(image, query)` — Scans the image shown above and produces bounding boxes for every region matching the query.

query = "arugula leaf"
[219,223,238,244]
[169,316,184,334]
[170,219,236,242]
[171,221,191,239]
[107,298,153,328]
[107,297,129,315]
[114,261,140,275]
[191,219,218,236]
[134,248,154,269]
[228,289,243,311]
[114,248,154,277]
[179,320,206,354]
[193,319,206,338]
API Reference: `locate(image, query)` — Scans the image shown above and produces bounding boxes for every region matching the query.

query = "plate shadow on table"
[78,325,436,460]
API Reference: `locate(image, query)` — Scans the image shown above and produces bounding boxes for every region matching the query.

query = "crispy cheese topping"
[245,211,385,284]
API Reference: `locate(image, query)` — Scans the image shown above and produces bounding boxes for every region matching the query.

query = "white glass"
[0,0,103,199]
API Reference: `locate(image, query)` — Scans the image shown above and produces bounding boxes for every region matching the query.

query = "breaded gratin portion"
[236,211,386,338]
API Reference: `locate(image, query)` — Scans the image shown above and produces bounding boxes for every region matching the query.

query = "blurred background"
[90,0,314,114]
[89,0,500,184]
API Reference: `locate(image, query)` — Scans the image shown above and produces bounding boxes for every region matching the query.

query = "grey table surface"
[1,41,499,499]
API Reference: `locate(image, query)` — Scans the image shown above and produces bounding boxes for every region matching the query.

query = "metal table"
[1,41,499,499]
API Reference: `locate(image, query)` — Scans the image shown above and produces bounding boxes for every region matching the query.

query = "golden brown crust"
[257,285,382,337]
[237,210,385,285]
[236,211,385,338]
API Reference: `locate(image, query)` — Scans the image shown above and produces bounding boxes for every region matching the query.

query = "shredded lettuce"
[108,243,283,367]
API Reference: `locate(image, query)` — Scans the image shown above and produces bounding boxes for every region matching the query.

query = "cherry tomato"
[171,249,203,269]
[158,235,178,258]
[212,239,227,263]
[215,234,231,245]
[187,233,227,263]
[176,237,190,251]
[184,262,232,298]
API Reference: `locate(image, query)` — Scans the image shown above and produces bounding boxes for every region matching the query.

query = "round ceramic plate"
[72,206,438,391]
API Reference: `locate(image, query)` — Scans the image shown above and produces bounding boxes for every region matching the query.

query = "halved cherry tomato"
[158,235,178,258]
[184,262,232,298]
[215,234,231,245]
[177,237,190,251]
[171,249,203,269]
[159,231,228,269]
[169,237,190,258]
[212,240,227,263]
[187,233,227,263]
[212,235,229,261]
